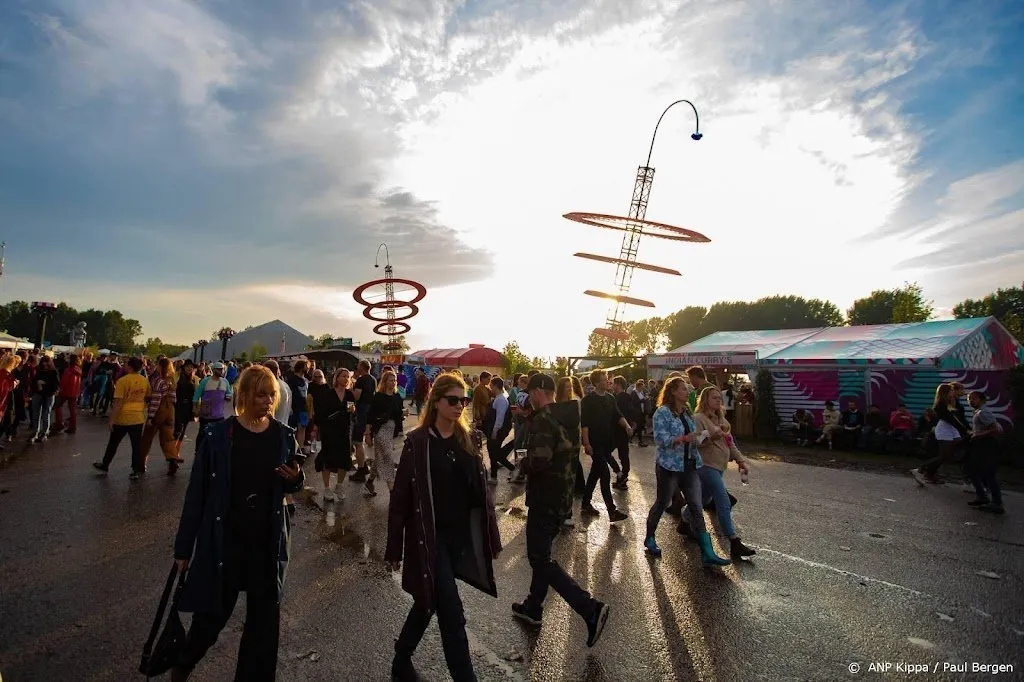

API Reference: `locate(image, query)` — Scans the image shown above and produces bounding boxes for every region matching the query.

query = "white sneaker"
[324,488,336,503]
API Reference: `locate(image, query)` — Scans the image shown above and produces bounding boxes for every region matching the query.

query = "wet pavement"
[1,414,1021,681]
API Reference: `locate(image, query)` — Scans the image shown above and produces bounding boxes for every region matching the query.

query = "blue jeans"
[30,394,55,438]
[646,463,704,538]
[684,467,736,537]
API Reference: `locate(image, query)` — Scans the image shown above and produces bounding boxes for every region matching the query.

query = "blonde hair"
[380,369,397,393]
[332,367,351,388]
[555,377,575,403]
[235,366,279,418]
[695,385,723,418]
[419,373,476,456]
[0,354,22,372]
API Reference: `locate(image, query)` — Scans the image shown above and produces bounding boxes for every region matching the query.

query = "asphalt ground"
[0,414,1020,681]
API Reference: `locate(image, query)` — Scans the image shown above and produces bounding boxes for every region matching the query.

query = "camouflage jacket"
[522,402,578,518]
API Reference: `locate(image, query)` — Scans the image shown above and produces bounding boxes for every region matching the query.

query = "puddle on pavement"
[328,523,374,561]
[504,506,527,519]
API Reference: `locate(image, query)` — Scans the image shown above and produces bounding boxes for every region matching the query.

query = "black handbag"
[139,564,188,678]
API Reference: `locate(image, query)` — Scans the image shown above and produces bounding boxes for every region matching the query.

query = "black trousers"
[177,549,280,682]
[101,423,144,472]
[486,432,514,478]
[526,512,595,617]
[395,540,476,681]
[583,447,617,511]
[614,433,631,477]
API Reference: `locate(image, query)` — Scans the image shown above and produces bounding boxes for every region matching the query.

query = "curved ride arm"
[375,243,390,269]
[645,99,702,167]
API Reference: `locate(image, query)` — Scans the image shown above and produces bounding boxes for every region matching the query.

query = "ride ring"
[352,278,427,306]
[373,321,411,335]
[362,303,420,323]
[563,212,710,243]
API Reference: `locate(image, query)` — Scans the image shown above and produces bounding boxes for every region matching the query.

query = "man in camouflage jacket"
[511,373,611,647]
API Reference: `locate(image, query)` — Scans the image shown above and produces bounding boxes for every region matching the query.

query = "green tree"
[502,341,531,378]
[553,356,569,378]
[664,305,709,349]
[308,334,335,350]
[249,342,268,360]
[0,300,142,350]
[953,286,1024,344]
[361,335,410,353]
[848,282,932,325]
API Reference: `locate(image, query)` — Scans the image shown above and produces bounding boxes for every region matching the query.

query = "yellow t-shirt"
[113,373,151,426]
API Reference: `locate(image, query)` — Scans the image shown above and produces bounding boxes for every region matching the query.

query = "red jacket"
[0,369,16,415]
[385,426,501,609]
[889,410,914,432]
[60,366,82,398]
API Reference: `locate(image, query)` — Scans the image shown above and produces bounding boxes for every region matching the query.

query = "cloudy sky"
[1,0,1021,357]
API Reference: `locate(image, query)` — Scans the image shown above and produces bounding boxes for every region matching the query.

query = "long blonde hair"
[0,353,22,373]
[695,385,723,419]
[419,372,476,455]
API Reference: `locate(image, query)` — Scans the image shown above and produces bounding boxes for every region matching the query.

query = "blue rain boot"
[697,531,731,567]
[644,536,662,558]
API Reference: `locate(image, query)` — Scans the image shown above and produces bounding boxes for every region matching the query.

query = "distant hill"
[174,319,315,361]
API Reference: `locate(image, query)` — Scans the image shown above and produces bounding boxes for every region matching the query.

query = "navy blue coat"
[173,417,304,614]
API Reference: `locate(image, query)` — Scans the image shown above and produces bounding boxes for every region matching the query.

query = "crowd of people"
[0,346,1008,680]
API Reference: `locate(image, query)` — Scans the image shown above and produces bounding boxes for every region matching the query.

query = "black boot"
[349,466,369,482]
[730,537,756,559]
[676,521,694,541]
[391,651,420,681]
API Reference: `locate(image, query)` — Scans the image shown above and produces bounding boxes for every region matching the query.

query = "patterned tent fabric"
[667,318,1021,370]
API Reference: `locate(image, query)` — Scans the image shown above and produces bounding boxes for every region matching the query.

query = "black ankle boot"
[391,652,419,681]
[730,537,756,558]
[676,521,694,541]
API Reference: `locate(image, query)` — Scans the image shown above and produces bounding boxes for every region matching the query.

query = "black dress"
[315,388,355,472]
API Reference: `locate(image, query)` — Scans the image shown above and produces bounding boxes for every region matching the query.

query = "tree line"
[0,300,188,358]
[586,282,1024,355]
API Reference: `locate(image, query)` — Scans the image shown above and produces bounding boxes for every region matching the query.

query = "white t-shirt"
[934,420,960,442]
[275,377,292,423]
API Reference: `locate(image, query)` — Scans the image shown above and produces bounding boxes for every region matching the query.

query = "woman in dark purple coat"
[385,373,502,682]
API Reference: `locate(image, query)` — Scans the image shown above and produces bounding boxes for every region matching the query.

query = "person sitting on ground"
[816,401,842,449]
[792,408,817,446]
[916,407,938,456]
[841,400,864,447]
[889,404,915,437]
[861,404,888,451]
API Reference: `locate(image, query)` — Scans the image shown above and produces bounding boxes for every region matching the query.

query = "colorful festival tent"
[650,317,1023,427]
[410,345,506,379]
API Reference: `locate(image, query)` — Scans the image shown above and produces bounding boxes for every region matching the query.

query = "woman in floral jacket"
[643,376,730,566]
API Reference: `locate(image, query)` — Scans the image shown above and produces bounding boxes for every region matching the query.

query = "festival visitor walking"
[93,357,151,479]
[643,376,730,566]
[52,353,82,435]
[385,373,501,682]
[363,368,405,497]
[580,369,631,524]
[170,365,304,681]
[312,368,355,504]
[511,373,611,647]
[28,354,59,443]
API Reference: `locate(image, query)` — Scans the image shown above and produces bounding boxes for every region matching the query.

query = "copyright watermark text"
[848,662,1015,675]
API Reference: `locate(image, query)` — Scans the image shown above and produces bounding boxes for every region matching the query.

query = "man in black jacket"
[611,376,636,489]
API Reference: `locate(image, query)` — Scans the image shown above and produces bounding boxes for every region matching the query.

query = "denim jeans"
[525,511,596,617]
[30,394,55,438]
[684,467,735,537]
[646,463,705,538]
[396,539,476,681]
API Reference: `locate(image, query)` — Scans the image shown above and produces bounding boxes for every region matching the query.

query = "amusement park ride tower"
[564,99,710,348]
[352,244,427,352]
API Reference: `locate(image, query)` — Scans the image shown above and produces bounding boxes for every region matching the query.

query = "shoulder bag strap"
[141,564,179,658]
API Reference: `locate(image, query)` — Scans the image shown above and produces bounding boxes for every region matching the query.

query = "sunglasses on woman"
[441,396,470,407]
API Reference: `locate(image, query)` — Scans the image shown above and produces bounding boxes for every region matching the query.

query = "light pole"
[192,343,199,363]
[198,339,208,363]
[217,328,235,361]
[30,302,56,351]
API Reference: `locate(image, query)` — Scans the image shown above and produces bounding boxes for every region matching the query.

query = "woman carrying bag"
[170,366,303,681]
